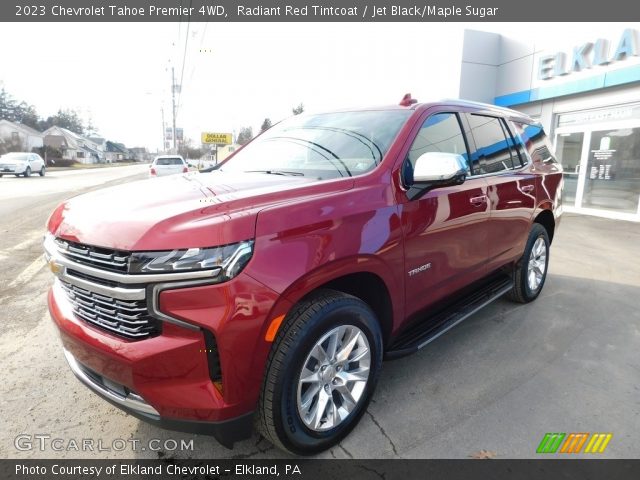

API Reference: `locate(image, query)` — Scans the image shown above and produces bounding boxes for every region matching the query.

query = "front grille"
[59,280,160,339]
[55,238,130,273]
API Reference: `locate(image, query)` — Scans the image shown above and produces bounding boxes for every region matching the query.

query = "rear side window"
[407,112,470,173]
[512,122,556,164]
[156,157,184,165]
[467,114,516,174]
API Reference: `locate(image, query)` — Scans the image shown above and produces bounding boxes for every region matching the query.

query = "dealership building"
[459,26,640,222]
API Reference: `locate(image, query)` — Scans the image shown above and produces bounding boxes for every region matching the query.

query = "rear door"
[398,109,490,319]
[463,113,537,271]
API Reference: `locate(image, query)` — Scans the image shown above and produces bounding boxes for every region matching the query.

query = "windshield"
[2,153,29,162]
[220,110,411,180]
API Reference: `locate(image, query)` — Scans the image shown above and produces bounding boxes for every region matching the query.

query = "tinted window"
[468,114,515,174]
[156,157,184,165]
[407,113,470,173]
[500,119,526,168]
[512,122,555,164]
[221,110,411,180]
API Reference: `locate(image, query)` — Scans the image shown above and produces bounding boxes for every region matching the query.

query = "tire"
[39,166,45,176]
[24,167,31,178]
[258,289,383,455]
[508,223,550,303]
[0,174,3,178]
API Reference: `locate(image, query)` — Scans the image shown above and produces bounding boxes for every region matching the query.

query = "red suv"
[44,97,562,455]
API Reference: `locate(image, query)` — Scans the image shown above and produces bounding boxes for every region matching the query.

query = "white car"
[0,152,46,177]
[149,155,189,177]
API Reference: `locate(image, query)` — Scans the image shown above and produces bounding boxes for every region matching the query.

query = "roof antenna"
[399,93,417,107]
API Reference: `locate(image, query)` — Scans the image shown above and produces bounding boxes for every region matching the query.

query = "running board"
[385,275,513,360]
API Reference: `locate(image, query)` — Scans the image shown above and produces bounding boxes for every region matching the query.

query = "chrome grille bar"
[59,280,159,339]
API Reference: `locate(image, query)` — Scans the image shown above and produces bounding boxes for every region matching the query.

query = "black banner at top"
[3,0,640,22]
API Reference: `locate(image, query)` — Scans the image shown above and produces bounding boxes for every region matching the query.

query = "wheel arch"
[533,208,555,244]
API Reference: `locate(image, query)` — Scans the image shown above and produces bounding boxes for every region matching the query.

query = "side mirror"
[413,152,468,184]
[407,152,468,200]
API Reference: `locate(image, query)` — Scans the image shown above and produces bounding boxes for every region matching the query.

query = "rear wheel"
[39,166,45,176]
[508,223,550,303]
[258,289,383,455]
[23,167,31,178]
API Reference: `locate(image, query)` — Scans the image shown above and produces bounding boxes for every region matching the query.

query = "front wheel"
[258,289,383,455]
[508,223,550,303]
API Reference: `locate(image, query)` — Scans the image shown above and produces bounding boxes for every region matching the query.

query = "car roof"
[153,155,184,160]
[308,98,537,125]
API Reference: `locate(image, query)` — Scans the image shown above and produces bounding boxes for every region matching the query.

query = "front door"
[398,110,490,320]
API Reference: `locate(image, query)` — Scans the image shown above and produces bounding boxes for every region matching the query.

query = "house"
[105,141,129,162]
[42,126,104,164]
[127,147,149,162]
[0,119,44,152]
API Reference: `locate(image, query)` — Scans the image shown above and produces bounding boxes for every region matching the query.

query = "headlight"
[129,240,253,280]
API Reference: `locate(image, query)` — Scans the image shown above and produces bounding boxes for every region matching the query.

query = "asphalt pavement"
[0,168,638,459]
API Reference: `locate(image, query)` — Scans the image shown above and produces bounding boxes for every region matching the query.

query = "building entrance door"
[554,115,640,222]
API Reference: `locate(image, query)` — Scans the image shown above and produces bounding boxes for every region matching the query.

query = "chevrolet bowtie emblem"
[48,259,64,276]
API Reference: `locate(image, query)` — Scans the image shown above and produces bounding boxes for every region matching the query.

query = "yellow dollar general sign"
[537,432,612,454]
[201,132,232,145]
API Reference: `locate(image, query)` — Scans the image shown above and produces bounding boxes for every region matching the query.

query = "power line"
[175,0,192,121]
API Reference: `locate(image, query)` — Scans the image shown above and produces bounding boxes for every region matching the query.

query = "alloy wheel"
[296,325,371,432]
[527,237,547,291]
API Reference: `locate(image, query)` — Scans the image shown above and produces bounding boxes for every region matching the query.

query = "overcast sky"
[0,22,620,151]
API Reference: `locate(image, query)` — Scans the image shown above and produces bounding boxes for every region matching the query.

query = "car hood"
[47,171,353,250]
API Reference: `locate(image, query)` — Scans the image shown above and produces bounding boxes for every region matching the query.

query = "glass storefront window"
[581,127,640,213]
[555,132,584,206]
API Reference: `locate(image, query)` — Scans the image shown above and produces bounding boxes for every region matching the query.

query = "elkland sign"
[538,28,639,80]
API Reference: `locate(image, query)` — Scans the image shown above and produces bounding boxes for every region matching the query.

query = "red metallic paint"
[46,101,562,432]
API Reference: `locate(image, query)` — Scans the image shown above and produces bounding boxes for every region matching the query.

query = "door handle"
[469,195,487,206]
[521,185,535,193]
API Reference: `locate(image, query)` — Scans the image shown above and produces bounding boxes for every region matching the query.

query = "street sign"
[201,132,232,145]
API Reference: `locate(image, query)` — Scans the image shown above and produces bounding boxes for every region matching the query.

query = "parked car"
[149,155,188,177]
[0,152,45,177]
[43,96,562,455]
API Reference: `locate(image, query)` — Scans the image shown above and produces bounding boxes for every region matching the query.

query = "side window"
[500,119,525,168]
[407,112,470,173]
[504,120,528,167]
[513,122,556,163]
[512,122,556,164]
[467,114,515,174]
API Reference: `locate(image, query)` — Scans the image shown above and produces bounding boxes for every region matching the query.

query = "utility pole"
[171,67,177,153]
[161,107,166,154]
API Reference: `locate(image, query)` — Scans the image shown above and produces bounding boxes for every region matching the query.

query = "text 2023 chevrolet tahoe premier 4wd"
[44,97,562,455]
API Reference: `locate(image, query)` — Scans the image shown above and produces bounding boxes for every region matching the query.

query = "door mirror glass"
[413,152,467,185]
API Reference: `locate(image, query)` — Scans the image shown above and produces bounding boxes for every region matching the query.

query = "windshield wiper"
[245,170,305,176]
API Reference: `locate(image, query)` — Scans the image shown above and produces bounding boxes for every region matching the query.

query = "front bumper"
[63,347,253,448]
[0,164,25,174]
[45,235,286,448]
